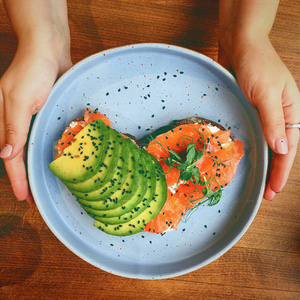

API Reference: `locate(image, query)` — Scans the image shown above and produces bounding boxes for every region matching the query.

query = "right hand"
[0,42,72,204]
[219,37,300,200]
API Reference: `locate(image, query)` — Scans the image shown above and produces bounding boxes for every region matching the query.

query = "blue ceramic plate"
[28,44,267,279]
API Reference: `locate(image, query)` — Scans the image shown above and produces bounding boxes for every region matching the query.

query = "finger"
[268,127,299,194]
[264,183,276,201]
[265,77,300,198]
[0,95,32,160]
[253,87,288,155]
[0,91,5,149]
[4,149,30,201]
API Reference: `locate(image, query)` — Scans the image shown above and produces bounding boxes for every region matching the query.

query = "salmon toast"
[143,120,244,233]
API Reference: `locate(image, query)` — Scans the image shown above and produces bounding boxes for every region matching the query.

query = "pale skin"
[0,0,299,203]
[0,0,72,203]
[218,0,300,199]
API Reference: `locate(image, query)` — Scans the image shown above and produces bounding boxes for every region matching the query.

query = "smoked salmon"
[55,108,112,154]
[143,120,244,234]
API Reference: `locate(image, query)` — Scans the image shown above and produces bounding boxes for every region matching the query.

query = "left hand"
[219,37,300,200]
[0,39,72,204]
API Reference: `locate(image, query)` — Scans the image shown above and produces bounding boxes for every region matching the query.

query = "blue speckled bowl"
[28,43,267,279]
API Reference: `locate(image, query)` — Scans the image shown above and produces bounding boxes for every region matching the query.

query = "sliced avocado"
[76,141,142,211]
[93,153,168,236]
[88,149,156,223]
[78,145,149,217]
[63,129,122,192]
[49,120,109,183]
[70,138,130,200]
[49,117,168,236]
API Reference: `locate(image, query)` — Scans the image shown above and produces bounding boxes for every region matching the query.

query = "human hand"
[0,43,72,204]
[219,37,300,200]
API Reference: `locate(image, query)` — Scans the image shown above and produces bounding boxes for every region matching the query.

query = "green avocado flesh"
[93,153,168,236]
[49,120,109,183]
[49,120,168,236]
[87,150,160,224]
[63,129,122,192]
[76,143,144,213]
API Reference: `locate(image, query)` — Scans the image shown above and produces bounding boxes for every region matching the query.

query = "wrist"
[218,0,279,70]
[17,25,71,76]
[219,27,271,71]
[4,0,71,75]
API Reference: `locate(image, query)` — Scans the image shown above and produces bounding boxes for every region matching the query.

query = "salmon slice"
[54,108,112,153]
[54,119,85,152]
[143,122,244,234]
[84,107,112,127]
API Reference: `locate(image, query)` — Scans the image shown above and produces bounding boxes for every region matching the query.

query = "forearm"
[3,0,70,69]
[219,0,280,61]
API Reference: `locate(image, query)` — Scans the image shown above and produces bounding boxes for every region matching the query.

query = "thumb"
[0,99,32,160]
[250,88,288,155]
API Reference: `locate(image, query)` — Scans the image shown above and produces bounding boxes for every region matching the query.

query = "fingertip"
[0,143,25,161]
[9,171,31,202]
[264,184,276,200]
[274,138,288,155]
[0,144,13,159]
[14,182,33,203]
[255,94,287,155]
[15,189,29,202]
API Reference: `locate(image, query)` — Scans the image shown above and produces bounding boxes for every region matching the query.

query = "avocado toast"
[49,116,168,236]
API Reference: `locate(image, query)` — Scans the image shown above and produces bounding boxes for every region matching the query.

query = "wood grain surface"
[0,0,299,299]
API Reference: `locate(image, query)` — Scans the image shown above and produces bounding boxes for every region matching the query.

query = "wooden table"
[1,1,299,299]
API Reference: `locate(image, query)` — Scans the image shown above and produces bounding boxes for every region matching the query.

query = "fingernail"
[0,144,13,158]
[275,138,288,154]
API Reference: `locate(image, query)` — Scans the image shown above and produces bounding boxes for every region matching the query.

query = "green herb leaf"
[169,150,183,163]
[180,169,193,181]
[175,162,188,171]
[186,147,196,164]
[195,150,204,161]
[192,167,201,183]
[164,157,173,167]
[202,188,214,197]
[208,189,222,206]
[186,142,196,153]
